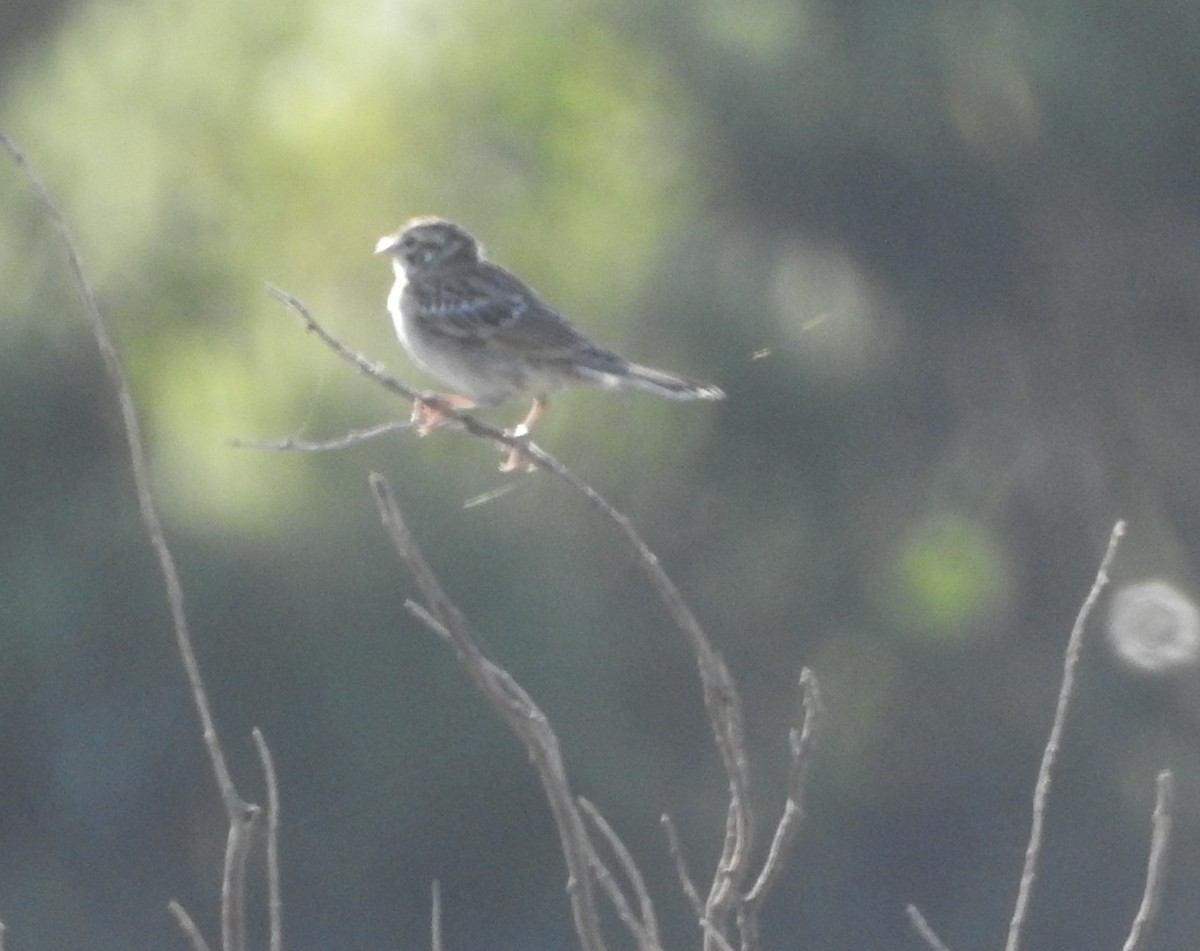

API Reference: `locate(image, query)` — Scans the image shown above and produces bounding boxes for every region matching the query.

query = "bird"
[374,216,725,470]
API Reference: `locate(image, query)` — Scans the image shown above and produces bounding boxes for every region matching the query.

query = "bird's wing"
[408,263,592,357]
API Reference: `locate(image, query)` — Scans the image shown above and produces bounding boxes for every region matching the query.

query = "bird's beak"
[374,233,399,255]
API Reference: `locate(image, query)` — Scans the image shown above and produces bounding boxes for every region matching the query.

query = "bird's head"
[374,217,481,272]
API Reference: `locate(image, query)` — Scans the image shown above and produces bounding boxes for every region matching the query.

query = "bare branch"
[221,801,262,951]
[740,668,823,950]
[1,129,262,950]
[583,845,656,951]
[661,813,704,920]
[1121,769,1175,951]
[906,905,954,951]
[230,421,410,452]
[168,901,214,951]
[578,797,663,951]
[431,881,443,951]
[540,463,752,951]
[253,728,284,951]
[369,473,607,951]
[1004,519,1126,951]
[662,811,738,951]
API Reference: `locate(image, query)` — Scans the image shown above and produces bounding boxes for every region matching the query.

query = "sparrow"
[375,216,724,470]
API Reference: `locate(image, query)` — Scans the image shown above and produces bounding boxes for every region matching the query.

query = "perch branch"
[1003,519,1125,951]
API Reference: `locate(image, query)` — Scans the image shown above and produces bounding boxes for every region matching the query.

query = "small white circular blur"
[1108,580,1200,673]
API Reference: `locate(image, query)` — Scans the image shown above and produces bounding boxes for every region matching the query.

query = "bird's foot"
[498,432,536,473]
[410,394,475,436]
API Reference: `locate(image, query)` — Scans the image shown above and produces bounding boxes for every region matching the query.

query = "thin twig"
[168,901,214,951]
[1121,769,1175,951]
[662,812,759,951]
[431,881,443,951]
[370,474,607,951]
[1004,519,1126,951]
[581,844,656,951]
[230,420,411,452]
[578,797,663,951]
[739,668,823,951]
[1,129,259,950]
[906,905,953,951]
[253,728,284,951]
[221,802,262,951]
[745,669,823,906]
[661,814,704,919]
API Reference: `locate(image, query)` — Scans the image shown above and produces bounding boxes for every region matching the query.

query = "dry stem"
[2,128,261,951]
[1004,519,1125,951]
[253,728,284,951]
[370,474,607,951]
[1121,769,1175,951]
[906,905,953,951]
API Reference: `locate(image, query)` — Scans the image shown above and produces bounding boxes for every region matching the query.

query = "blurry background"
[2,0,1200,948]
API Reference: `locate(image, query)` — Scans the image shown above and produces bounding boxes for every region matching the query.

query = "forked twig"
[578,797,663,951]
[660,815,736,951]
[1121,769,1175,951]
[1004,520,1126,951]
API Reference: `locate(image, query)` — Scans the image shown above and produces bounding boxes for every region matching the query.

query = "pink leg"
[499,397,547,472]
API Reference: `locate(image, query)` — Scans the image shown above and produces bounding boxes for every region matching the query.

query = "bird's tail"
[618,361,726,401]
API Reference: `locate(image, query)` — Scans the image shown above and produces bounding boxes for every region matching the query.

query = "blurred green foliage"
[3,0,1200,949]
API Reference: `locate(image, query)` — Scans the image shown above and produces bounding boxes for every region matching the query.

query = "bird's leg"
[412,393,476,436]
[499,397,546,472]
[512,397,546,438]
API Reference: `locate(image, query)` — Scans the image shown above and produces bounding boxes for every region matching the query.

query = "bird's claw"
[498,428,535,473]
